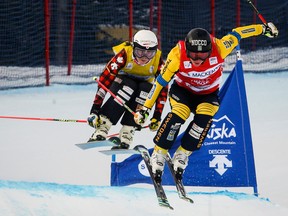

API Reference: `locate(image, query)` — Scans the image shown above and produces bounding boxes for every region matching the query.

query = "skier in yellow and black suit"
[87,30,168,149]
[134,23,278,180]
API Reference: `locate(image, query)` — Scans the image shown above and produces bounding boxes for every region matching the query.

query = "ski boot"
[150,145,168,183]
[111,125,135,149]
[172,146,192,180]
[88,115,112,142]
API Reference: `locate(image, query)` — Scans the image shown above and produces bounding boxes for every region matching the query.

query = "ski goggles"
[187,51,210,61]
[133,47,156,59]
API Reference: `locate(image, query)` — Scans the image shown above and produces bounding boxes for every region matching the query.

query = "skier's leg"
[88,115,113,141]
[112,125,135,149]
[172,101,219,176]
[89,76,137,141]
[116,81,153,148]
[100,76,138,124]
[150,83,191,175]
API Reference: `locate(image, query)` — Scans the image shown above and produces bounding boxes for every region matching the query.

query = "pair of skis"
[75,138,193,209]
[133,145,193,209]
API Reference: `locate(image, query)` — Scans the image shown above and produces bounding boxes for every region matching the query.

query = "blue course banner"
[110,59,258,194]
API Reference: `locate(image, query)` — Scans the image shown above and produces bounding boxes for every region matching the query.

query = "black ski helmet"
[185,28,212,53]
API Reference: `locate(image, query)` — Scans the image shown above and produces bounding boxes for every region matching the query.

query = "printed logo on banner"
[138,160,149,177]
[110,59,258,195]
[205,115,236,175]
[209,153,233,175]
[206,115,237,142]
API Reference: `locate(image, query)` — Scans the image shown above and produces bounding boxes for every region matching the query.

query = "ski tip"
[134,145,151,154]
[181,196,194,203]
[159,202,174,210]
[133,145,148,151]
[75,143,89,150]
[99,149,139,155]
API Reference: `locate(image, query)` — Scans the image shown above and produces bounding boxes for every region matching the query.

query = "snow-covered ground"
[0,67,288,215]
[0,180,286,216]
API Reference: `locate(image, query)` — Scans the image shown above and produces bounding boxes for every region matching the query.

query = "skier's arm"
[150,85,168,121]
[143,45,180,110]
[90,49,127,114]
[215,24,263,59]
[134,46,179,126]
[151,57,168,120]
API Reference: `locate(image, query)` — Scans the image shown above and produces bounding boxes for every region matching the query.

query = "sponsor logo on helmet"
[142,44,153,49]
[189,40,208,51]
[138,40,157,49]
[191,40,208,46]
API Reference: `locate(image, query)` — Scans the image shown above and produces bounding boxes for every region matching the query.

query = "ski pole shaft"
[247,0,267,25]
[93,77,136,116]
[0,115,87,123]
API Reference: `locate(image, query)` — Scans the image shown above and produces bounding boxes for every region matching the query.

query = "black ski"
[134,145,174,210]
[82,140,192,206]
[165,154,194,203]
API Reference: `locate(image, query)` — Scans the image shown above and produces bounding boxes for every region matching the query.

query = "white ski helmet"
[133,30,158,50]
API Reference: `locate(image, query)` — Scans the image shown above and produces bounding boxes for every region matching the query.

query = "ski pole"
[247,0,267,26]
[93,77,136,116]
[0,115,87,123]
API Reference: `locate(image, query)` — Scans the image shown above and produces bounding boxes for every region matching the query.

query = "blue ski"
[75,137,120,150]
[99,148,139,155]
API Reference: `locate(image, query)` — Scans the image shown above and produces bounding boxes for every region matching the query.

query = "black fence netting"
[0,0,287,89]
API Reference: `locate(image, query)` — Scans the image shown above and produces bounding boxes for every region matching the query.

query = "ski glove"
[149,118,161,132]
[134,107,150,126]
[262,22,278,38]
[87,113,101,128]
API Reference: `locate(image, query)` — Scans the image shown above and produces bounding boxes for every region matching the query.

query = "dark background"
[0,0,287,66]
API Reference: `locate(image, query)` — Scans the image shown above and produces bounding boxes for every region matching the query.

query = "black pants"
[100,75,152,127]
[154,81,220,151]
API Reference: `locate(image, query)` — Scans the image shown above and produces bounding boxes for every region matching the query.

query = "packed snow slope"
[0,180,287,216]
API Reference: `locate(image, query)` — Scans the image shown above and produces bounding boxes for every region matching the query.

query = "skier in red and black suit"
[87,30,168,149]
